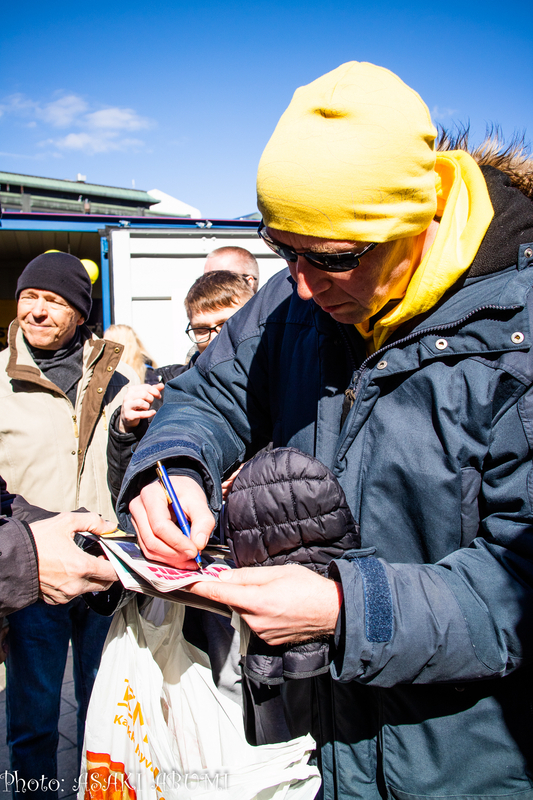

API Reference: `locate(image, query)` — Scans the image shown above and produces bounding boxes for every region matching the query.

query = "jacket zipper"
[336,324,361,429]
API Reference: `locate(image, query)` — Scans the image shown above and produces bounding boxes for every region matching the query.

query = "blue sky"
[1,0,532,219]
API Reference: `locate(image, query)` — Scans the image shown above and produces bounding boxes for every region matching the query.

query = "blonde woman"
[103,324,157,383]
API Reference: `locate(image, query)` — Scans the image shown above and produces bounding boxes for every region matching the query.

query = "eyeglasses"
[186,322,225,344]
[258,220,377,273]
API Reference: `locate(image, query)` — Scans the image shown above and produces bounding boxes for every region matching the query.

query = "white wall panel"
[109,228,284,366]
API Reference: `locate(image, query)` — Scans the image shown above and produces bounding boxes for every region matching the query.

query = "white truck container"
[102,222,284,366]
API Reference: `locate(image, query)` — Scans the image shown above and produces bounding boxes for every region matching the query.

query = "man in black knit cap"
[0,251,135,797]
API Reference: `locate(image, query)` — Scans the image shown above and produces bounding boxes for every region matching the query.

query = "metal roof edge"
[0,171,157,203]
[0,210,260,232]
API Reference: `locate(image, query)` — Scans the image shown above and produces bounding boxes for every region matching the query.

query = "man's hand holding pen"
[155,461,204,572]
[129,474,215,569]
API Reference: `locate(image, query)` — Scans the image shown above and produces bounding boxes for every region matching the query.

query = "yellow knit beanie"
[257,62,438,242]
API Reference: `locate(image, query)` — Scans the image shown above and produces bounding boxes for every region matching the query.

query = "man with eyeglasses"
[119,62,533,800]
[186,270,255,353]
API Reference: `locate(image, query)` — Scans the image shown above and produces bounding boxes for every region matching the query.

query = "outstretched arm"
[187,565,343,646]
[0,510,118,614]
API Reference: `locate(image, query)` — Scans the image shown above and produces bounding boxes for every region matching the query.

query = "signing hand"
[119,383,164,432]
[129,476,215,569]
[32,512,118,605]
[187,564,343,646]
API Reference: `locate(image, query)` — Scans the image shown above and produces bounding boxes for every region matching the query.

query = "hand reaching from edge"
[32,512,118,605]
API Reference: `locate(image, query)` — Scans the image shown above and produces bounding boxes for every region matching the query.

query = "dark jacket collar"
[467,165,533,278]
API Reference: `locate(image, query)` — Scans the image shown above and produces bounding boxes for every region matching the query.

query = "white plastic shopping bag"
[79,599,321,800]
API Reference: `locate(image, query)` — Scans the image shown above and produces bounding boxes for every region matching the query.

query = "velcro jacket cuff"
[329,549,393,683]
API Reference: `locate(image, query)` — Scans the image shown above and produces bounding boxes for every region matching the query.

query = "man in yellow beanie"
[121,62,533,799]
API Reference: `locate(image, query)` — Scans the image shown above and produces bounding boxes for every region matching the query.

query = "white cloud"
[0,149,46,159]
[38,94,89,127]
[0,91,155,155]
[49,131,145,154]
[85,107,151,131]
[432,105,459,121]
[0,93,39,118]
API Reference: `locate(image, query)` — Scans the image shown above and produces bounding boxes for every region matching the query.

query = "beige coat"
[0,321,137,523]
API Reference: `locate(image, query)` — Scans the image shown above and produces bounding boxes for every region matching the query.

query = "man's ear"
[77,316,85,326]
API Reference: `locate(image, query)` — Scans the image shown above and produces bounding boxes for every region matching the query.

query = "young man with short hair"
[185,270,255,353]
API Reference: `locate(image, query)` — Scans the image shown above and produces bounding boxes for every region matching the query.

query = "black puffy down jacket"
[225,447,360,686]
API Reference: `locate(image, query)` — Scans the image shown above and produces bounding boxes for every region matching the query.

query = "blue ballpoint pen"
[156,460,204,571]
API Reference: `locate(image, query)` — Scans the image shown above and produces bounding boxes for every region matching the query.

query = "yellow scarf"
[356,151,494,353]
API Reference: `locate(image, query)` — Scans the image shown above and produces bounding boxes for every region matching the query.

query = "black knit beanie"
[16,252,92,320]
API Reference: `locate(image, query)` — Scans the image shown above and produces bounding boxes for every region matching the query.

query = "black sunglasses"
[258,220,377,273]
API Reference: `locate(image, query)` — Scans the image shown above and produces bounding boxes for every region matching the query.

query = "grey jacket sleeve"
[1,475,57,616]
[0,517,39,616]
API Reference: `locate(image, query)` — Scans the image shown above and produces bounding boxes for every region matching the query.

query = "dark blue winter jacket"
[119,167,533,800]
